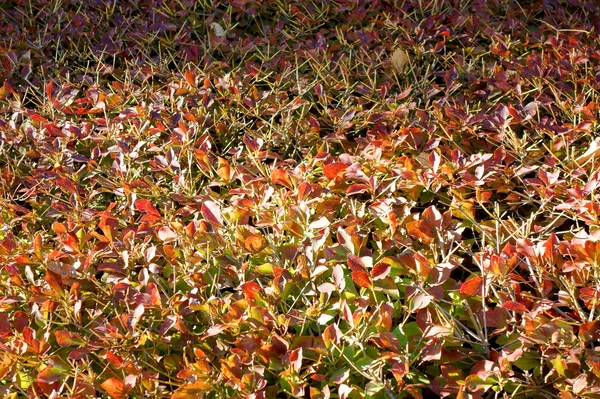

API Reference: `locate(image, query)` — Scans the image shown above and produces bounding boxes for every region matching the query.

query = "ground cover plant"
[0,0,600,397]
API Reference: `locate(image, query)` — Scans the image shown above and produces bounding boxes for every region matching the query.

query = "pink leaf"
[157,226,177,243]
[332,264,346,290]
[201,201,223,226]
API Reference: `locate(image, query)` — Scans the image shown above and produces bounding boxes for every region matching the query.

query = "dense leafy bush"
[1,0,600,398]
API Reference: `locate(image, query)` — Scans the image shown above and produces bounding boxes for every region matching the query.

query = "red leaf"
[346,184,368,195]
[54,330,85,346]
[201,201,223,226]
[68,348,91,361]
[351,271,373,289]
[371,262,391,280]
[410,291,431,311]
[46,80,55,103]
[323,162,348,179]
[502,300,529,313]
[101,377,127,399]
[135,199,160,216]
[460,276,483,296]
[347,254,367,273]
[288,347,303,371]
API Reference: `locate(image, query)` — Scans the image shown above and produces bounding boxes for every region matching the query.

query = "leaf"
[317,282,336,293]
[128,304,145,332]
[323,162,348,180]
[502,300,529,313]
[171,381,211,399]
[201,201,223,226]
[244,234,266,253]
[203,324,229,338]
[390,48,409,72]
[337,227,355,254]
[347,254,367,273]
[460,276,483,296]
[351,271,372,289]
[240,281,261,299]
[410,291,431,312]
[45,80,55,103]
[54,330,85,346]
[322,323,342,347]
[157,226,177,243]
[37,366,65,384]
[288,347,303,371]
[346,184,368,195]
[97,262,125,276]
[406,220,434,244]
[135,199,160,216]
[371,262,391,280]
[271,168,293,189]
[332,264,346,290]
[101,377,127,399]
[185,70,195,86]
[209,22,225,38]
[309,216,330,230]
[331,369,350,385]
[216,157,231,182]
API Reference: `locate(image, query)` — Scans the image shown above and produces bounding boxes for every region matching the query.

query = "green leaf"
[365,381,384,396]
[514,355,539,371]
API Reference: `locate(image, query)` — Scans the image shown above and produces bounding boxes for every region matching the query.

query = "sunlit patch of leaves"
[1,0,600,398]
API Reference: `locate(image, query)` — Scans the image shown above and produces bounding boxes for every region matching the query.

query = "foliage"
[1,0,600,398]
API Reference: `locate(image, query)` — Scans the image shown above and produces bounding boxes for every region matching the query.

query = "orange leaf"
[244,234,267,253]
[351,271,372,289]
[171,381,211,399]
[185,70,195,86]
[271,168,293,189]
[460,277,483,296]
[135,199,160,216]
[54,330,85,346]
[406,220,434,244]
[323,162,348,179]
[101,377,127,399]
[240,281,261,299]
[216,157,231,182]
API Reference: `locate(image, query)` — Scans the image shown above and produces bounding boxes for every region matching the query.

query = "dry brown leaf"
[390,48,409,73]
